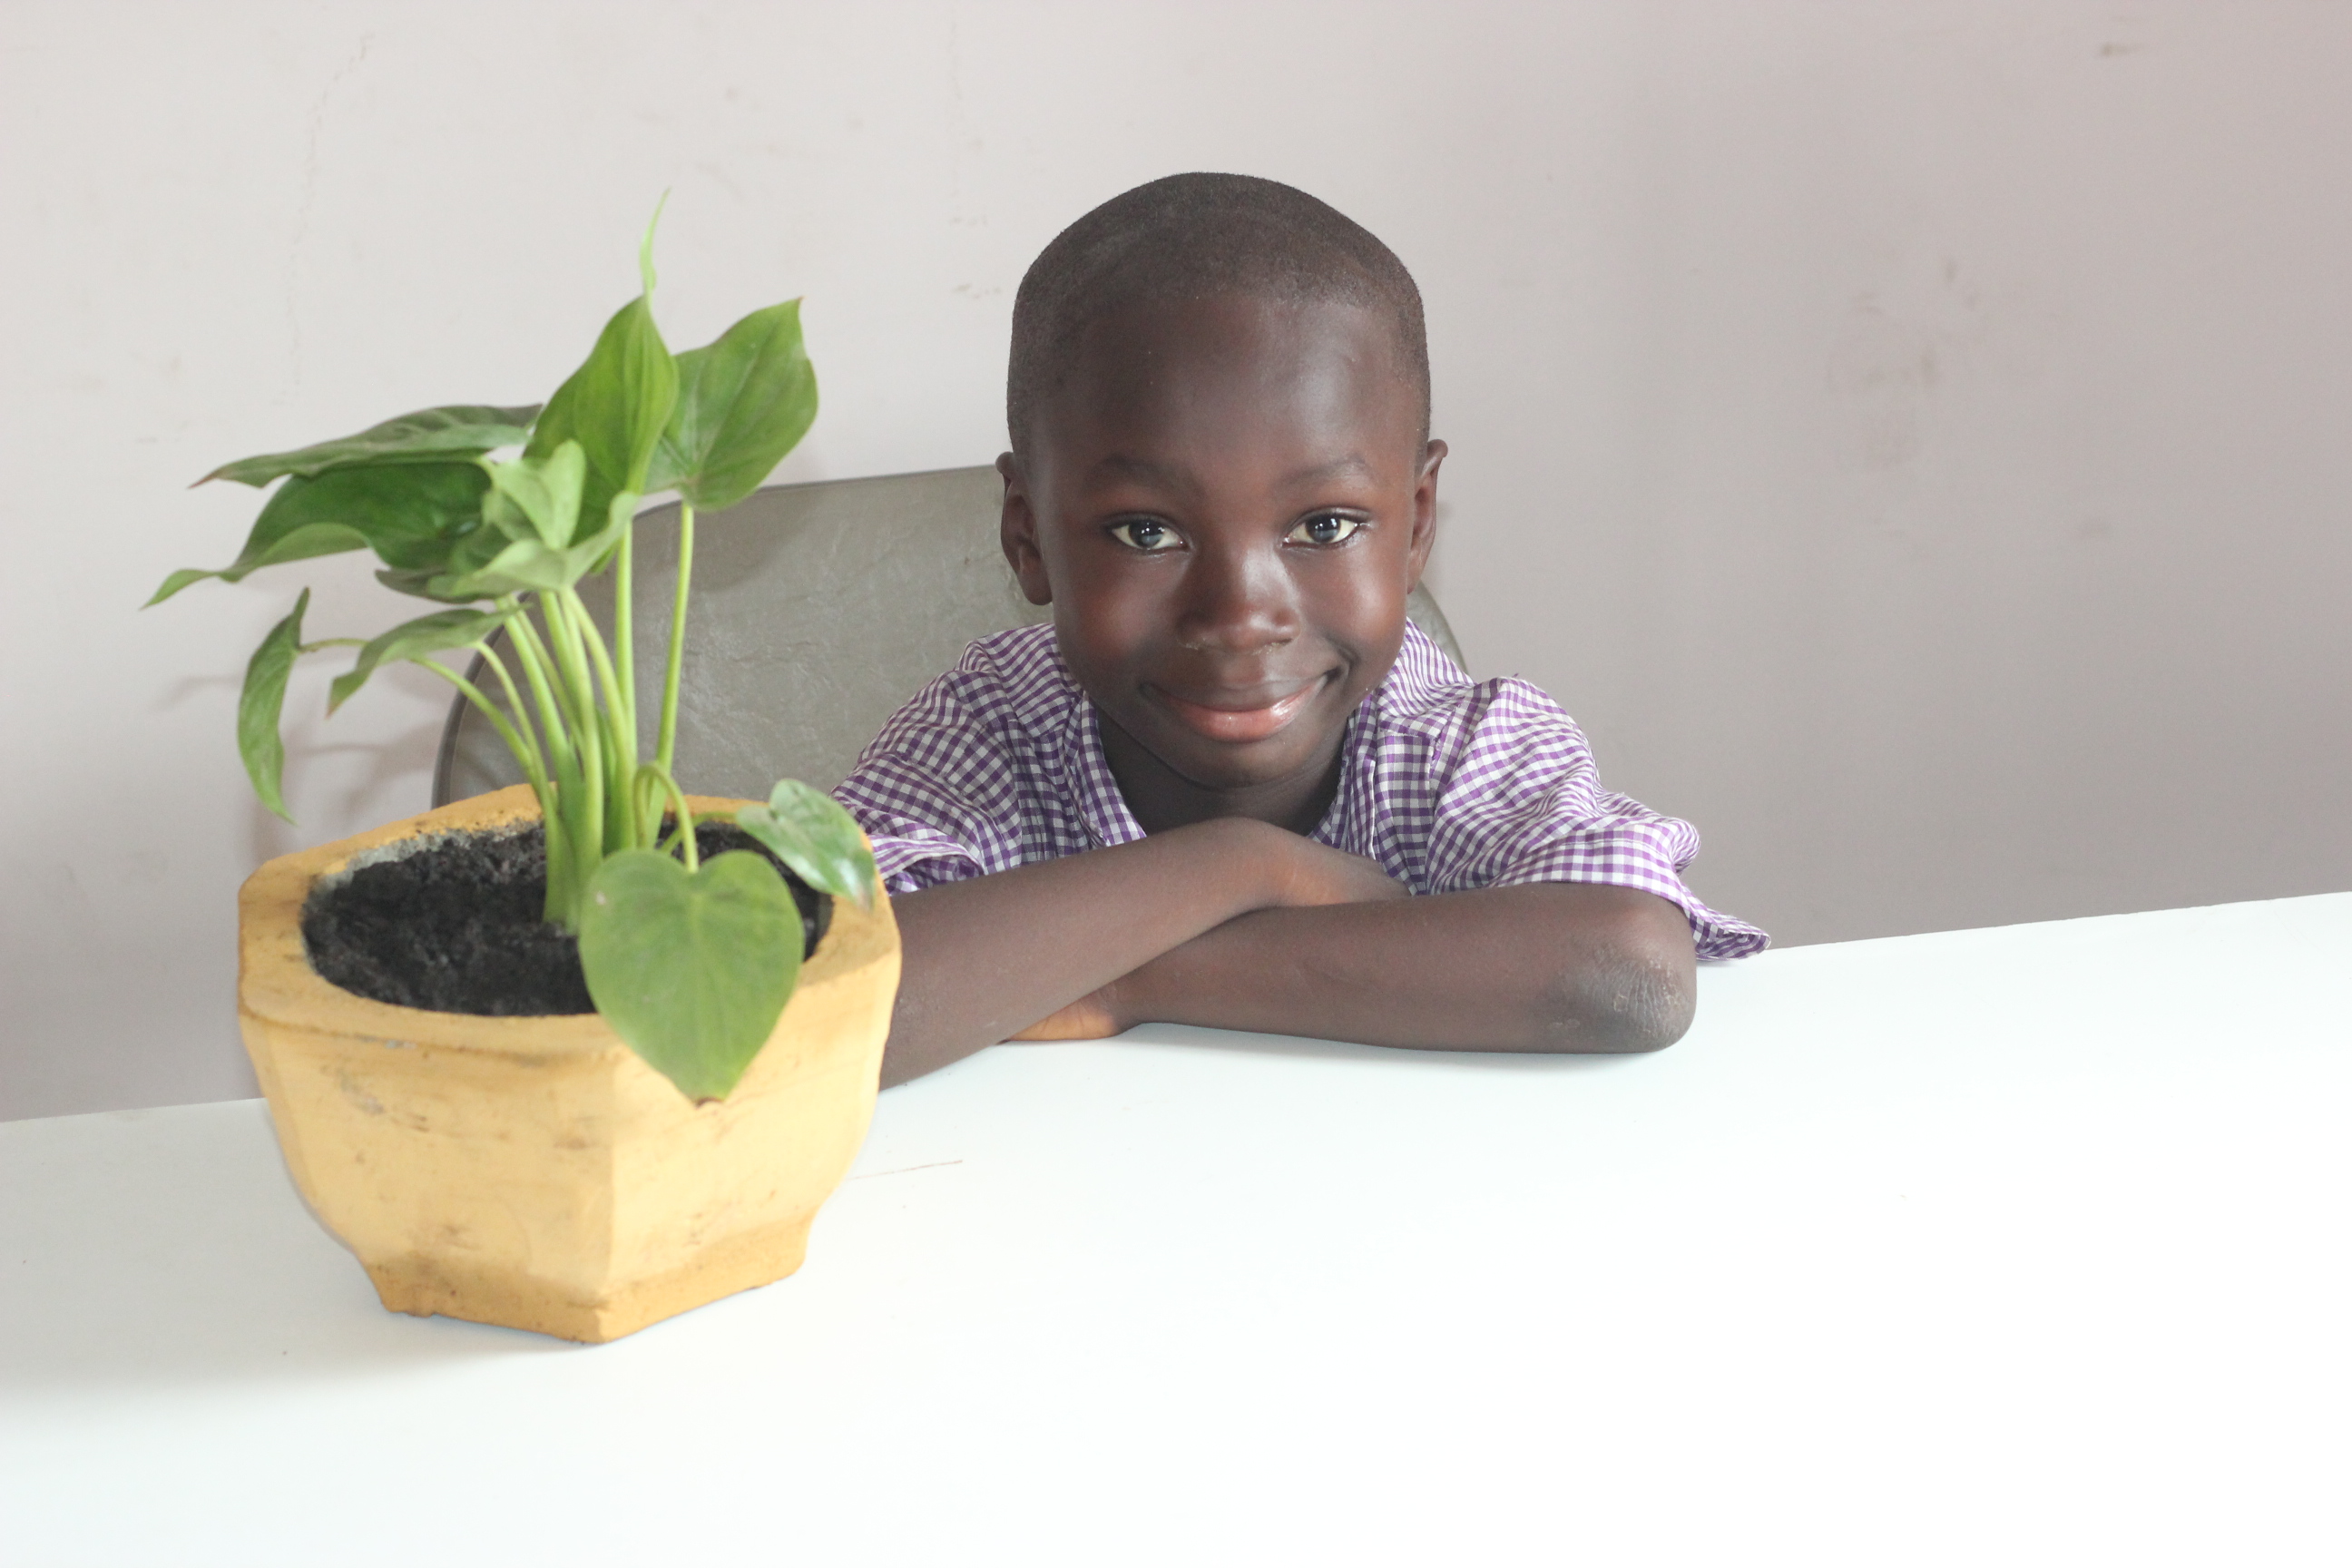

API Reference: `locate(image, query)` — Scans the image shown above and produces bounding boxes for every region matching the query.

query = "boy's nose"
[1175,537,1298,655]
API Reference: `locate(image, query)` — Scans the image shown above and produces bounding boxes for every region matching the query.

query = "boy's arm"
[1022,882,1698,1055]
[878,818,1406,1087]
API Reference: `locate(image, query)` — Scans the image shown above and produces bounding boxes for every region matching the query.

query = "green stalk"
[418,661,550,806]
[636,761,699,871]
[507,602,582,779]
[545,593,606,904]
[542,809,573,929]
[560,586,640,853]
[611,532,642,852]
[505,602,588,925]
[656,501,695,776]
[474,639,547,789]
[421,658,565,916]
[613,528,636,750]
[523,593,604,928]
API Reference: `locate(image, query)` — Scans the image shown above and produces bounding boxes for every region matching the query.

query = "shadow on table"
[0,1102,576,1397]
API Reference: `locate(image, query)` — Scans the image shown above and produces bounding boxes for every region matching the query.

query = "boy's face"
[1001,293,1444,825]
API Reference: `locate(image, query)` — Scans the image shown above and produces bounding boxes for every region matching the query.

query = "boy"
[835,173,1765,1088]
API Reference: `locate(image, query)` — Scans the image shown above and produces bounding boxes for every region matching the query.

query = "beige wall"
[5,0,2347,1119]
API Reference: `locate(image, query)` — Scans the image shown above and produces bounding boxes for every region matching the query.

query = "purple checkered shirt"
[833,621,1767,961]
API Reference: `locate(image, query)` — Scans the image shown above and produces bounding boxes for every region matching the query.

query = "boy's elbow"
[1608,959,1696,1053]
[1526,897,1697,1054]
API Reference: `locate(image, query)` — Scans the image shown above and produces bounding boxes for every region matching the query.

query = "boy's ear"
[997,452,1054,606]
[1405,438,1447,588]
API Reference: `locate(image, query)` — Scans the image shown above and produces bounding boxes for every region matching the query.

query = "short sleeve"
[1416,681,1767,961]
[831,674,1024,895]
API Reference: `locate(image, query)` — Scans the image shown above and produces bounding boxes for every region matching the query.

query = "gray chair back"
[433,465,1468,805]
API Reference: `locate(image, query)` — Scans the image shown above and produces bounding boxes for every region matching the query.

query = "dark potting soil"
[301,822,832,1017]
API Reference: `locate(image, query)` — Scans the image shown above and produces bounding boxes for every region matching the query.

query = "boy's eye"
[1107,518,1181,552]
[1287,513,1364,546]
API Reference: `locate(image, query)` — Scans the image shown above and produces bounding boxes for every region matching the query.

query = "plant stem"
[613,526,636,748]
[474,639,547,789]
[500,604,585,926]
[549,593,606,890]
[417,660,550,806]
[588,610,641,848]
[657,502,695,777]
[531,593,608,927]
[554,585,636,850]
[506,603,580,776]
[637,761,699,871]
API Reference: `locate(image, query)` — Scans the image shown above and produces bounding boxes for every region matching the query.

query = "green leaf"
[426,488,635,601]
[149,463,491,605]
[733,779,878,912]
[640,191,668,299]
[578,849,801,1102]
[149,532,353,608]
[649,299,818,511]
[528,295,677,532]
[239,589,309,823]
[199,405,539,487]
[328,607,512,714]
[481,442,587,548]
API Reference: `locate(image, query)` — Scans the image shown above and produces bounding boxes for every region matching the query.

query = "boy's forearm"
[1105,883,1698,1054]
[878,818,1314,1087]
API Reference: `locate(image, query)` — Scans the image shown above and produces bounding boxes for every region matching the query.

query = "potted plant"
[150,209,899,1343]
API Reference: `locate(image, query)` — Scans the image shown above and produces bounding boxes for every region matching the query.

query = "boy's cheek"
[1051,575,1162,670]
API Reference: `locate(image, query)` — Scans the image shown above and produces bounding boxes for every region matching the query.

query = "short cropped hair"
[1007,172,1430,459]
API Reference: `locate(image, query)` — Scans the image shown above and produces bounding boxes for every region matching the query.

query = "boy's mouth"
[1152,678,1326,744]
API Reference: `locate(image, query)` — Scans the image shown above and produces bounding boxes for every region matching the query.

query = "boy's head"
[1006,172,1430,463]
[999,173,1446,823]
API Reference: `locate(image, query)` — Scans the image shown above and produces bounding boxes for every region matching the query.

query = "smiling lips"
[1155,678,1326,743]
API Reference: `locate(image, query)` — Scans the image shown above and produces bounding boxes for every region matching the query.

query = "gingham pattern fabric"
[833,622,1768,960]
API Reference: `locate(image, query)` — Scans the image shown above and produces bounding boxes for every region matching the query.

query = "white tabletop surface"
[6,893,2348,1565]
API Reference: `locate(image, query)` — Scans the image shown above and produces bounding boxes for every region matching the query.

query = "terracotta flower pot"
[236,784,900,1343]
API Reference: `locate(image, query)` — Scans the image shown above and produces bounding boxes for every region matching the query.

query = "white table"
[6,895,2348,1565]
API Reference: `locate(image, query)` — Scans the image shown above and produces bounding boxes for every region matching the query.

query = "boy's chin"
[1120,695,1348,794]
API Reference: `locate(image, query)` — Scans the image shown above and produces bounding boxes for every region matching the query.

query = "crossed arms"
[878,818,1697,1088]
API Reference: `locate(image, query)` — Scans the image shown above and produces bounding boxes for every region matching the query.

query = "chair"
[432,465,1468,806]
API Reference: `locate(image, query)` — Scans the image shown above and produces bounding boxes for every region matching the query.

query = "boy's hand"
[1009,988,1126,1041]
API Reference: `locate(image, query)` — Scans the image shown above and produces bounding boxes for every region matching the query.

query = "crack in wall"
[286,32,376,388]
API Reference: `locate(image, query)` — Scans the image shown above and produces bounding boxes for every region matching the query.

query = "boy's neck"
[1096,704,1346,838]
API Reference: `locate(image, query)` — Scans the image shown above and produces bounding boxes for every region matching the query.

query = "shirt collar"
[1063,696,1149,850]
[1043,622,1446,853]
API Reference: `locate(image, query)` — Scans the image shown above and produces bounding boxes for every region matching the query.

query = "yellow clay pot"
[236,784,900,1343]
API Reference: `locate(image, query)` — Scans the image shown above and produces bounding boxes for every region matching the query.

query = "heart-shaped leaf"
[149,462,491,605]
[648,299,818,512]
[733,779,878,911]
[198,405,539,487]
[239,589,309,823]
[578,849,801,1102]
